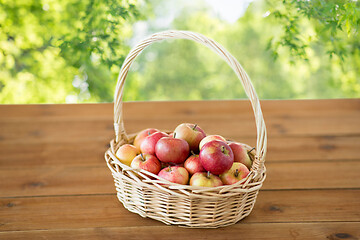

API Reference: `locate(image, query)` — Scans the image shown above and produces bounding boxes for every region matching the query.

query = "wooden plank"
[265,135,360,162]
[0,222,359,240]
[0,166,115,198]
[1,99,359,120]
[263,160,360,190]
[0,100,359,144]
[0,119,114,144]
[0,140,110,168]
[248,190,360,223]
[1,115,359,146]
[1,161,359,198]
[0,103,113,119]
[1,135,358,169]
[0,190,359,232]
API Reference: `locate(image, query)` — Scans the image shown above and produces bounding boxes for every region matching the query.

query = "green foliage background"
[0,0,359,104]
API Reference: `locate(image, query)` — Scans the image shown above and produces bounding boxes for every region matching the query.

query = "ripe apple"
[140,131,168,155]
[174,123,206,152]
[199,135,227,150]
[184,151,205,175]
[115,144,139,166]
[158,166,189,185]
[155,137,190,164]
[133,128,159,151]
[199,140,234,175]
[131,153,162,175]
[228,142,253,169]
[220,162,250,185]
[189,171,223,187]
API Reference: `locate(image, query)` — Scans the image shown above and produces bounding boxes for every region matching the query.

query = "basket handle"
[113,30,267,172]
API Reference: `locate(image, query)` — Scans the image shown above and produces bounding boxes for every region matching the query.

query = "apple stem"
[221,145,229,155]
[147,131,151,136]
[173,132,176,138]
[140,153,145,161]
[248,147,255,154]
[235,169,239,177]
[168,165,172,172]
[191,150,196,156]
[192,124,198,130]
[207,171,211,179]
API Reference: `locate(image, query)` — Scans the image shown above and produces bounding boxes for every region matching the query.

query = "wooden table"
[0,99,359,239]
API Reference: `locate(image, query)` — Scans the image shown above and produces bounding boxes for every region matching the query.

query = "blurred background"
[0,0,359,104]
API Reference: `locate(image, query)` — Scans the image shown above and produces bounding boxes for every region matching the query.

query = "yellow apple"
[115,144,139,166]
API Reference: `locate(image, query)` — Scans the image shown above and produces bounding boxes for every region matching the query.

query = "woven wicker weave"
[105,30,267,228]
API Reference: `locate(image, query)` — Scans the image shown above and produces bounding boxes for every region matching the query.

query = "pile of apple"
[115,123,254,187]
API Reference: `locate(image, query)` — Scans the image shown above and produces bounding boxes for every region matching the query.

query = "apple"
[228,142,253,169]
[158,166,189,185]
[189,171,223,187]
[184,151,205,175]
[155,136,190,164]
[131,153,162,175]
[199,140,234,175]
[220,162,250,185]
[174,123,206,152]
[133,128,159,151]
[199,135,227,150]
[140,131,168,155]
[115,144,139,166]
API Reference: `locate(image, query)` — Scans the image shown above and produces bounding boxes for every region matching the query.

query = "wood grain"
[1,161,359,198]
[1,100,359,144]
[0,222,359,240]
[0,190,359,231]
[0,99,359,238]
[1,135,359,170]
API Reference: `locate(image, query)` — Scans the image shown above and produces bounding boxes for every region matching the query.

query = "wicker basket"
[105,30,267,228]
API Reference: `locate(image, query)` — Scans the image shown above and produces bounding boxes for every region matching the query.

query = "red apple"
[140,131,168,155]
[131,153,162,175]
[189,171,223,187]
[199,135,226,150]
[158,166,189,185]
[155,137,190,164]
[184,151,205,175]
[220,162,250,185]
[133,128,159,151]
[174,123,206,152]
[228,142,253,169]
[115,144,140,166]
[199,140,234,175]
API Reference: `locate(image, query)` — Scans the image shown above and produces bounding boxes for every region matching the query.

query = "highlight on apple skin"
[228,142,253,169]
[199,135,227,151]
[158,166,189,185]
[140,131,168,155]
[174,123,206,152]
[184,151,205,175]
[189,171,223,187]
[199,140,234,175]
[115,144,140,166]
[155,136,190,164]
[220,162,250,185]
[133,128,159,151]
[131,153,162,175]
